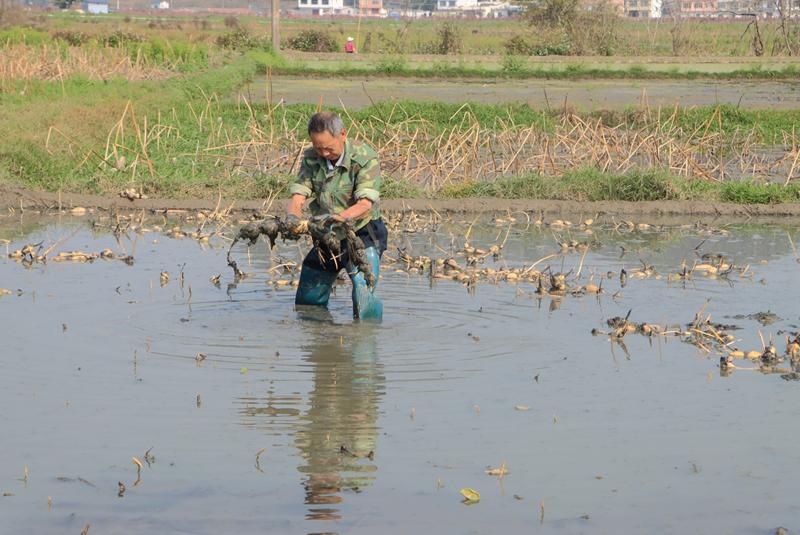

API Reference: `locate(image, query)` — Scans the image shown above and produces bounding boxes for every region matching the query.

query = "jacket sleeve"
[289,156,314,197]
[353,157,381,203]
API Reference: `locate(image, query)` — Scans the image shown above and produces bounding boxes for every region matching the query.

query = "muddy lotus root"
[228,217,374,287]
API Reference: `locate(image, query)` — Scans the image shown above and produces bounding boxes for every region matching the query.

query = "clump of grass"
[382,176,423,199]
[374,55,408,74]
[439,169,687,201]
[721,181,800,204]
[437,171,800,204]
[0,27,50,45]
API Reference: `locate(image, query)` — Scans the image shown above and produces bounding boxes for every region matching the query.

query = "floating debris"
[485,462,509,477]
[119,188,147,201]
[732,311,781,326]
[459,488,480,504]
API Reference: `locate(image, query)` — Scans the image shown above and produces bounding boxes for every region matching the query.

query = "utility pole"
[271,0,280,51]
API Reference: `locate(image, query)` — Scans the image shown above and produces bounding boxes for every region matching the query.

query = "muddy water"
[1,214,800,534]
[254,75,800,110]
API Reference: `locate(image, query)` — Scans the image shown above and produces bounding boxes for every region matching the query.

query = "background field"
[1,9,800,202]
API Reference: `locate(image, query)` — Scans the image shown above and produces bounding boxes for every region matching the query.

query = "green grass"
[254,57,800,81]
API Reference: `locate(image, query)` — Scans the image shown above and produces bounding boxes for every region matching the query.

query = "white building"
[82,0,109,13]
[624,0,662,17]
[437,0,477,9]
[436,0,518,16]
[296,0,344,15]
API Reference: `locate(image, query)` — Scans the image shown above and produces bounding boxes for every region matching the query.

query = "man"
[286,111,387,321]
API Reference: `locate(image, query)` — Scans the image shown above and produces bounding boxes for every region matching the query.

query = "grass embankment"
[250,50,800,80]
[2,53,800,204]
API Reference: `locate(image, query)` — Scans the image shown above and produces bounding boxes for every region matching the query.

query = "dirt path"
[4,184,800,223]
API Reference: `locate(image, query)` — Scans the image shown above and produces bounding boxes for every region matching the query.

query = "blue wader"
[295,220,386,321]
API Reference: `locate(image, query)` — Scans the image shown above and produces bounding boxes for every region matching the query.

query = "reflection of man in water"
[293,317,384,521]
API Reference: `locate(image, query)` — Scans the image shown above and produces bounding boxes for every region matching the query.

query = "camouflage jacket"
[289,139,381,231]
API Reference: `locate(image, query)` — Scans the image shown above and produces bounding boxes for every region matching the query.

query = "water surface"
[1,213,799,534]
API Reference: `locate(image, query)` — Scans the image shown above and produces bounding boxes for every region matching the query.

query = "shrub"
[501,54,526,74]
[52,30,89,46]
[374,55,408,74]
[432,22,463,55]
[284,29,337,53]
[523,0,618,56]
[104,30,144,48]
[216,29,269,50]
[504,34,570,57]
[504,36,534,56]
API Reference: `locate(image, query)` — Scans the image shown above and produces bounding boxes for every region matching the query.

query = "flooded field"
[254,76,800,111]
[2,210,800,534]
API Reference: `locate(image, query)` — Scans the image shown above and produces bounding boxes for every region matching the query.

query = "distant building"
[436,0,518,16]
[295,0,386,15]
[82,0,109,13]
[296,0,344,15]
[356,0,383,15]
[436,0,476,9]
[661,0,717,16]
[624,0,662,17]
[151,0,170,8]
[714,0,754,13]
[661,0,800,17]
[582,0,625,12]
[747,0,800,17]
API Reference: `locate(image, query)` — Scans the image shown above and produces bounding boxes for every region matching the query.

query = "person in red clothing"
[345,36,355,53]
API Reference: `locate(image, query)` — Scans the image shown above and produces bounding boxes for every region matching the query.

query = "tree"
[521,0,620,56]
[523,0,581,28]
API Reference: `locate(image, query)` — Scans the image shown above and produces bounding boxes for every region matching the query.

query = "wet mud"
[6,184,800,222]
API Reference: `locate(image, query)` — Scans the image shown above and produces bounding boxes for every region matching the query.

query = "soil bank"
[4,184,800,224]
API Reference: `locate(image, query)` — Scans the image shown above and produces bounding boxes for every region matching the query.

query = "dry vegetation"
[82,97,800,198]
[0,43,172,82]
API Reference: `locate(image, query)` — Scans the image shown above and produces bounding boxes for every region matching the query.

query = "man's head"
[308,112,346,162]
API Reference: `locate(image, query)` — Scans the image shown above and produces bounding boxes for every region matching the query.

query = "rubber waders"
[350,246,383,322]
[295,266,338,306]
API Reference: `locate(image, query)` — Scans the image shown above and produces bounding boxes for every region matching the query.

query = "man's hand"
[326,214,346,224]
[332,199,372,223]
[285,213,301,229]
[283,214,302,240]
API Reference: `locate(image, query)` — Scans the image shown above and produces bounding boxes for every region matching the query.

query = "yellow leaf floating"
[460,488,480,503]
